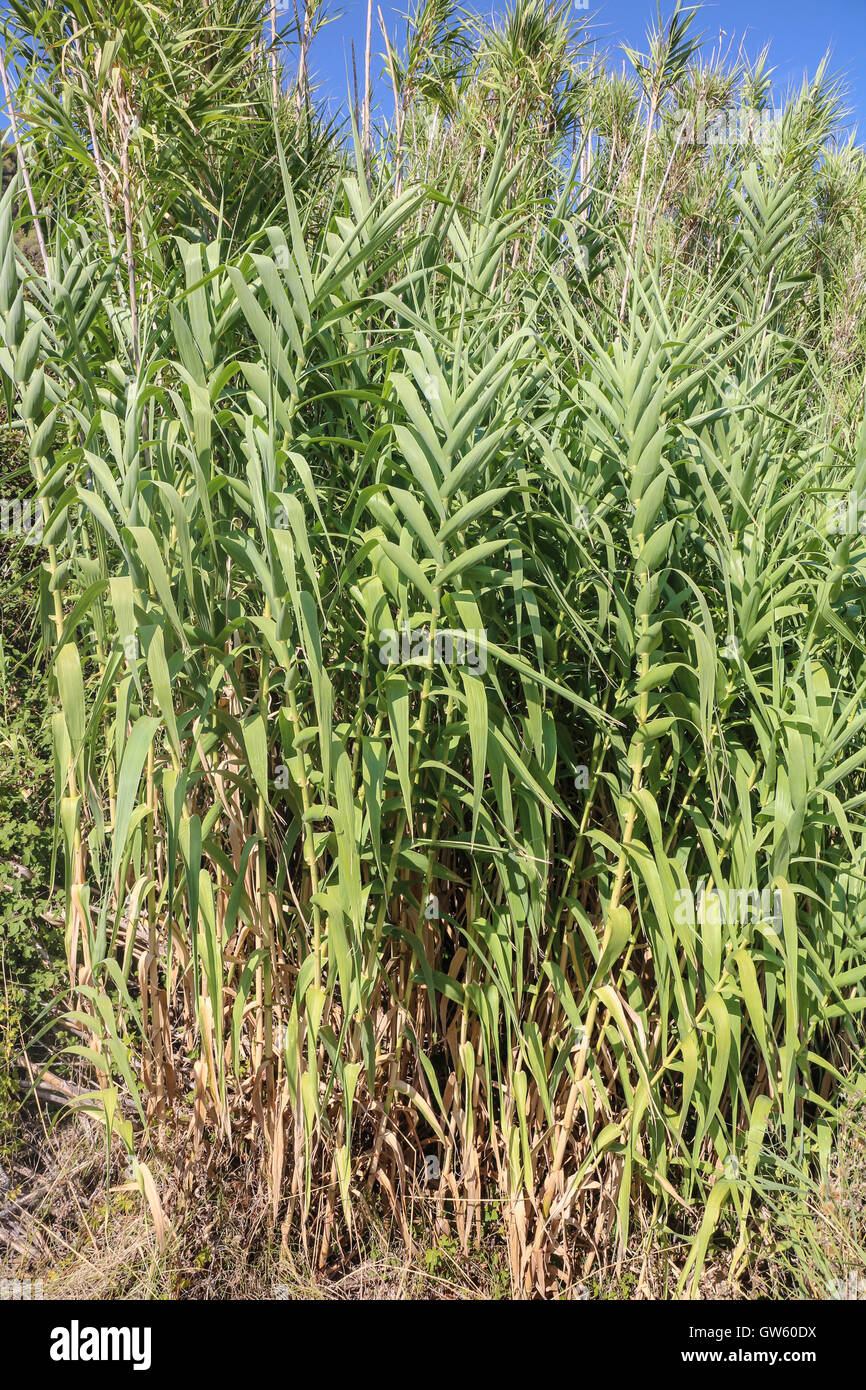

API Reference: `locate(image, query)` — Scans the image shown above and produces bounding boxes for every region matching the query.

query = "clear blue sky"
[300,0,866,142]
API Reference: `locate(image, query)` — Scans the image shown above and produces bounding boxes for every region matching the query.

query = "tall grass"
[2,0,866,1294]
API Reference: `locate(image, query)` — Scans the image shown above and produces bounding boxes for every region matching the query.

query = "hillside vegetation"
[1,0,866,1296]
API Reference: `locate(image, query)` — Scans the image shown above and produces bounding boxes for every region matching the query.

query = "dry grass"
[2,1085,863,1300]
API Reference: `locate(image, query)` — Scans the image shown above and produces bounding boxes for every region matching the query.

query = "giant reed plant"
[2,0,866,1295]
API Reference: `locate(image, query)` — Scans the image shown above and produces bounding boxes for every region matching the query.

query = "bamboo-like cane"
[0,44,49,277]
[362,0,373,192]
[378,8,403,197]
[270,0,279,110]
[119,128,140,369]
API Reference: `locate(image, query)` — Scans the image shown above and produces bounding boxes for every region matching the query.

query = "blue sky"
[299,0,866,142]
